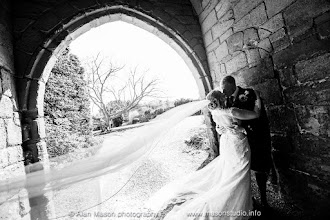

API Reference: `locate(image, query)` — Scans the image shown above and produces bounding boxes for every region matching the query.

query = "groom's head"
[221,75,236,97]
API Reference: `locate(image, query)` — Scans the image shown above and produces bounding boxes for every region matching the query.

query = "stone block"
[220,27,233,43]
[0,95,13,118]
[284,0,330,39]
[269,28,290,53]
[204,30,213,46]
[268,105,297,133]
[317,20,330,40]
[226,31,243,54]
[190,0,203,15]
[265,0,295,18]
[7,145,23,165]
[315,10,330,25]
[259,13,285,39]
[243,28,259,46]
[214,41,229,61]
[295,53,330,83]
[279,66,297,89]
[258,37,272,59]
[193,44,207,61]
[211,18,234,40]
[233,0,263,21]
[225,52,247,74]
[246,49,261,67]
[252,79,283,105]
[233,57,274,86]
[1,69,15,98]
[291,133,330,158]
[33,11,61,33]
[200,0,218,21]
[15,28,43,54]
[233,3,267,32]
[0,119,6,149]
[206,38,219,53]
[284,80,330,105]
[271,133,294,153]
[215,0,232,20]
[13,17,34,33]
[295,105,330,137]
[273,35,330,68]
[201,10,218,34]
[5,118,22,146]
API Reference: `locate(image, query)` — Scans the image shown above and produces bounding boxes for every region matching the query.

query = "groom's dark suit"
[229,86,272,172]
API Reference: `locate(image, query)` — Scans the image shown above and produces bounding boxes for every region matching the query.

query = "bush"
[44,48,93,158]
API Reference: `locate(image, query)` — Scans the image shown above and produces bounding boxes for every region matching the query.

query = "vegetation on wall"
[44,48,93,157]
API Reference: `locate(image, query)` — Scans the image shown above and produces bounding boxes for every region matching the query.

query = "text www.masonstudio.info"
[187,210,262,218]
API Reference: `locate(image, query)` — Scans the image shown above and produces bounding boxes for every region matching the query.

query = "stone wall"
[0,0,31,219]
[191,0,330,216]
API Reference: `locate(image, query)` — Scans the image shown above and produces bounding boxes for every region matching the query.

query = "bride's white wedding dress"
[145,109,252,220]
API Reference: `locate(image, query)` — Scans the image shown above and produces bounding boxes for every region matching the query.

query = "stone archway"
[13,1,216,167]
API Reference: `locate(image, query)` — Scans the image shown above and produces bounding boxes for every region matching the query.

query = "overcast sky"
[70,21,200,105]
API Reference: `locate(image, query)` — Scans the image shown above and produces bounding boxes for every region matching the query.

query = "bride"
[145,89,261,220]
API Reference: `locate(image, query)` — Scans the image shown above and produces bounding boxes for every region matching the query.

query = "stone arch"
[13,0,216,164]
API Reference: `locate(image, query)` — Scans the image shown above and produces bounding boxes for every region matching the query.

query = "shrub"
[44,48,92,158]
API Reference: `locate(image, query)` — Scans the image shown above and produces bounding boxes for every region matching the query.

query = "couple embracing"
[146,76,274,219]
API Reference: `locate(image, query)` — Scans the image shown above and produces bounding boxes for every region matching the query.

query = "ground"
[51,115,303,220]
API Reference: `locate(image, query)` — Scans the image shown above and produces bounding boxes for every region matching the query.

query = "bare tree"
[85,54,163,127]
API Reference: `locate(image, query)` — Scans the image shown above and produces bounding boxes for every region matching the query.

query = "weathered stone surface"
[7,145,23,165]
[252,79,283,104]
[204,30,213,46]
[317,20,330,40]
[243,28,259,46]
[233,57,274,86]
[269,28,290,53]
[211,18,234,40]
[271,133,294,153]
[219,27,233,43]
[268,105,297,133]
[190,0,203,15]
[233,3,267,32]
[201,9,218,34]
[295,53,330,83]
[5,118,22,146]
[0,95,13,118]
[295,105,330,137]
[33,11,62,32]
[284,0,330,39]
[279,66,297,89]
[200,0,218,22]
[226,31,243,54]
[225,52,247,74]
[246,49,261,67]
[284,80,330,105]
[215,0,232,19]
[206,38,219,53]
[292,133,330,158]
[259,13,285,39]
[214,41,229,61]
[1,69,15,97]
[233,0,263,21]
[265,0,295,18]
[0,119,6,149]
[273,35,330,68]
[258,37,272,58]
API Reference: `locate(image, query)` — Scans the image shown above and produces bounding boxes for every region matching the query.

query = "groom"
[219,75,273,208]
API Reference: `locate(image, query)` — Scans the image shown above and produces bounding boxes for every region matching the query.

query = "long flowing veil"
[0,100,210,219]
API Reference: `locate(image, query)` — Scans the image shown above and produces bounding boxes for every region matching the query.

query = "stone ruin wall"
[191,0,330,213]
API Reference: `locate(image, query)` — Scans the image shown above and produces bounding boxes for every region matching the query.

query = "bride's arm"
[225,90,262,120]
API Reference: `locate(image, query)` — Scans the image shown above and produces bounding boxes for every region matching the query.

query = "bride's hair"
[206,89,227,109]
